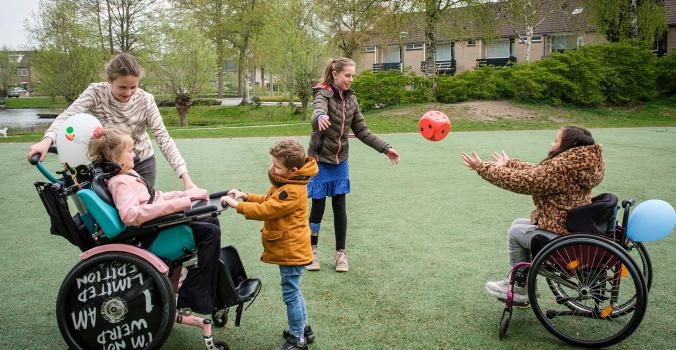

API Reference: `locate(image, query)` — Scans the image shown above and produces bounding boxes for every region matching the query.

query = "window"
[518,35,542,44]
[467,39,476,47]
[572,8,584,15]
[383,45,400,63]
[436,43,452,61]
[365,46,376,53]
[550,34,579,53]
[20,68,28,77]
[486,39,511,58]
[406,43,423,51]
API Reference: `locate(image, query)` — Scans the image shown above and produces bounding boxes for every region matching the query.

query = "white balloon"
[56,113,102,166]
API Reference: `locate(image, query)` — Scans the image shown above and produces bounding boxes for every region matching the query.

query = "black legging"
[176,216,221,314]
[309,194,347,250]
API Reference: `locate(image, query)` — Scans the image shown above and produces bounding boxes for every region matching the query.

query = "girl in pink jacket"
[88,127,221,315]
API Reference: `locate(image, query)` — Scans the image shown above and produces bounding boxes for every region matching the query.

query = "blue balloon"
[627,199,676,242]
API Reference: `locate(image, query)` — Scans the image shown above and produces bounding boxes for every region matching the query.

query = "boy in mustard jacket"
[222,139,318,350]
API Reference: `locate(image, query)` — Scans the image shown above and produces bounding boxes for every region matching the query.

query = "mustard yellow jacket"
[236,157,319,265]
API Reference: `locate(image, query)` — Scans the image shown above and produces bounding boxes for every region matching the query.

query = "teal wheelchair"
[31,149,261,350]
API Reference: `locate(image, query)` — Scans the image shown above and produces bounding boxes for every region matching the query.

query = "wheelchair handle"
[622,199,635,209]
[29,147,60,183]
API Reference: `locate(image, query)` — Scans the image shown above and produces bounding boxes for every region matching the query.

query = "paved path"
[217,97,300,106]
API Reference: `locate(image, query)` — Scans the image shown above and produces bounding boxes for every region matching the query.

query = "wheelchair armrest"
[185,205,218,217]
[141,213,186,227]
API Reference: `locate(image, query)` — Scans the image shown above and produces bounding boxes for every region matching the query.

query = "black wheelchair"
[496,193,652,348]
[31,149,262,350]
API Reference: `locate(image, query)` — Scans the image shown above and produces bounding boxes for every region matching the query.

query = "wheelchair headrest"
[90,161,121,207]
[566,193,618,235]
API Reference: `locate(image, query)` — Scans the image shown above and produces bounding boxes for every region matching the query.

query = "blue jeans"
[279,265,307,342]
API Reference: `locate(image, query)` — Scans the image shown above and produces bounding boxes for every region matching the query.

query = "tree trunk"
[238,40,249,105]
[261,65,265,91]
[629,0,639,39]
[216,40,225,98]
[424,10,438,91]
[524,26,534,62]
[105,0,114,54]
[175,94,191,127]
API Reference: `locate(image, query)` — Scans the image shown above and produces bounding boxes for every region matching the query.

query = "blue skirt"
[307,160,350,199]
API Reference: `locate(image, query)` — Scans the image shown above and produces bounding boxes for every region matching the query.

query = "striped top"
[44,82,187,177]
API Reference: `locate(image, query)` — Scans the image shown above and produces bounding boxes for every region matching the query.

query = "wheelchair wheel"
[56,252,175,350]
[528,236,647,348]
[626,240,652,291]
[498,308,512,339]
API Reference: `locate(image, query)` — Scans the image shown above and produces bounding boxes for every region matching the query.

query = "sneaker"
[306,248,320,271]
[275,336,307,350]
[485,278,529,304]
[283,325,315,344]
[334,249,349,272]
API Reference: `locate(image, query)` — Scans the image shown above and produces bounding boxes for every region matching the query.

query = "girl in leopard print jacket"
[462,126,605,302]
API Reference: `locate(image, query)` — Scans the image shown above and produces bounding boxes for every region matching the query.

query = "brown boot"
[334,249,349,272]
[306,246,320,271]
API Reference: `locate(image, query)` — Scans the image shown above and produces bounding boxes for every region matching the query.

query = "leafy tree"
[26,0,106,103]
[258,0,328,119]
[183,0,238,98]
[317,0,385,59]
[586,0,667,47]
[147,11,217,126]
[0,48,19,97]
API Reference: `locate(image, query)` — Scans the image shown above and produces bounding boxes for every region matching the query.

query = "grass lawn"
[0,128,674,349]
[2,96,68,109]
[2,96,675,143]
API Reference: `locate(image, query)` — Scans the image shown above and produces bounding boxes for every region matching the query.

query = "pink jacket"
[107,170,208,226]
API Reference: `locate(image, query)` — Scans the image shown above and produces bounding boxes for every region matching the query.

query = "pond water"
[0,108,62,133]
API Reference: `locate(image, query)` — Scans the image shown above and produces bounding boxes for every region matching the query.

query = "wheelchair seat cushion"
[77,188,127,238]
[566,193,618,235]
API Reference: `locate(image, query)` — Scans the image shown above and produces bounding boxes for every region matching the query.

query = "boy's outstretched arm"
[236,187,302,221]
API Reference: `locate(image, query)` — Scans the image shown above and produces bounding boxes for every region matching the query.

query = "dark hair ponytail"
[543,126,595,161]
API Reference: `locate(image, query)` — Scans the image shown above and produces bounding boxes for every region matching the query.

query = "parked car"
[6,88,26,98]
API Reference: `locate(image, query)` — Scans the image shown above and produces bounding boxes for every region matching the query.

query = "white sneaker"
[306,248,320,271]
[485,278,529,304]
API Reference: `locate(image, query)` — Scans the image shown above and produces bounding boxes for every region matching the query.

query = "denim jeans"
[279,265,307,342]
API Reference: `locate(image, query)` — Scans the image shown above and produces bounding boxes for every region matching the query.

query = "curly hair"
[87,127,133,164]
[269,139,306,170]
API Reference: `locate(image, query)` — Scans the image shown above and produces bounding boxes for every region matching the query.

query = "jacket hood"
[268,157,318,187]
[548,144,605,189]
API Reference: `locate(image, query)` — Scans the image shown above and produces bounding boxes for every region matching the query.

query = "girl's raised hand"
[386,148,400,165]
[491,150,510,167]
[462,151,483,170]
[318,115,331,131]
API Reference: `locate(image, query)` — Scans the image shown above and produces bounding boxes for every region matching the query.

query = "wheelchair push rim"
[528,236,648,348]
[56,252,175,350]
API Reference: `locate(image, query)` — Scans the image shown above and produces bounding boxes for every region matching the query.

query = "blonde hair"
[321,58,356,86]
[105,53,142,81]
[87,127,132,164]
[270,139,306,170]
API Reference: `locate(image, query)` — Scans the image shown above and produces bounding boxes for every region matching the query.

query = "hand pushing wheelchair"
[31,148,262,350]
[496,193,652,347]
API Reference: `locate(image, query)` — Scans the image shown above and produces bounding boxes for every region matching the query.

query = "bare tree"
[488,0,567,62]
[317,1,385,59]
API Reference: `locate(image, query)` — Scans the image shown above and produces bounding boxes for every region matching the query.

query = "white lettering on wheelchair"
[130,332,153,348]
[96,319,148,347]
[76,264,130,289]
[142,289,154,313]
[71,307,96,330]
[77,273,144,303]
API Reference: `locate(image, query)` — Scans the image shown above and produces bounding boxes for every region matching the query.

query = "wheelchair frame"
[496,193,651,348]
[31,149,261,350]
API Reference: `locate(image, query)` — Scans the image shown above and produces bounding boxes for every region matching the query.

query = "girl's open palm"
[491,151,510,167]
[462,151,482,170]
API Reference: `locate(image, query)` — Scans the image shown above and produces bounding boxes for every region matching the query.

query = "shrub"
[656,53,676,95]
[352,70,433,110]
[436,66,512,103]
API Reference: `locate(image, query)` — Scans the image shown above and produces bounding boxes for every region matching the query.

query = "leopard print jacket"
[476,144,605,235]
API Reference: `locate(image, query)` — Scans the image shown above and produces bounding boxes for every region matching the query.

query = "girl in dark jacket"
[306,58,400,272]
